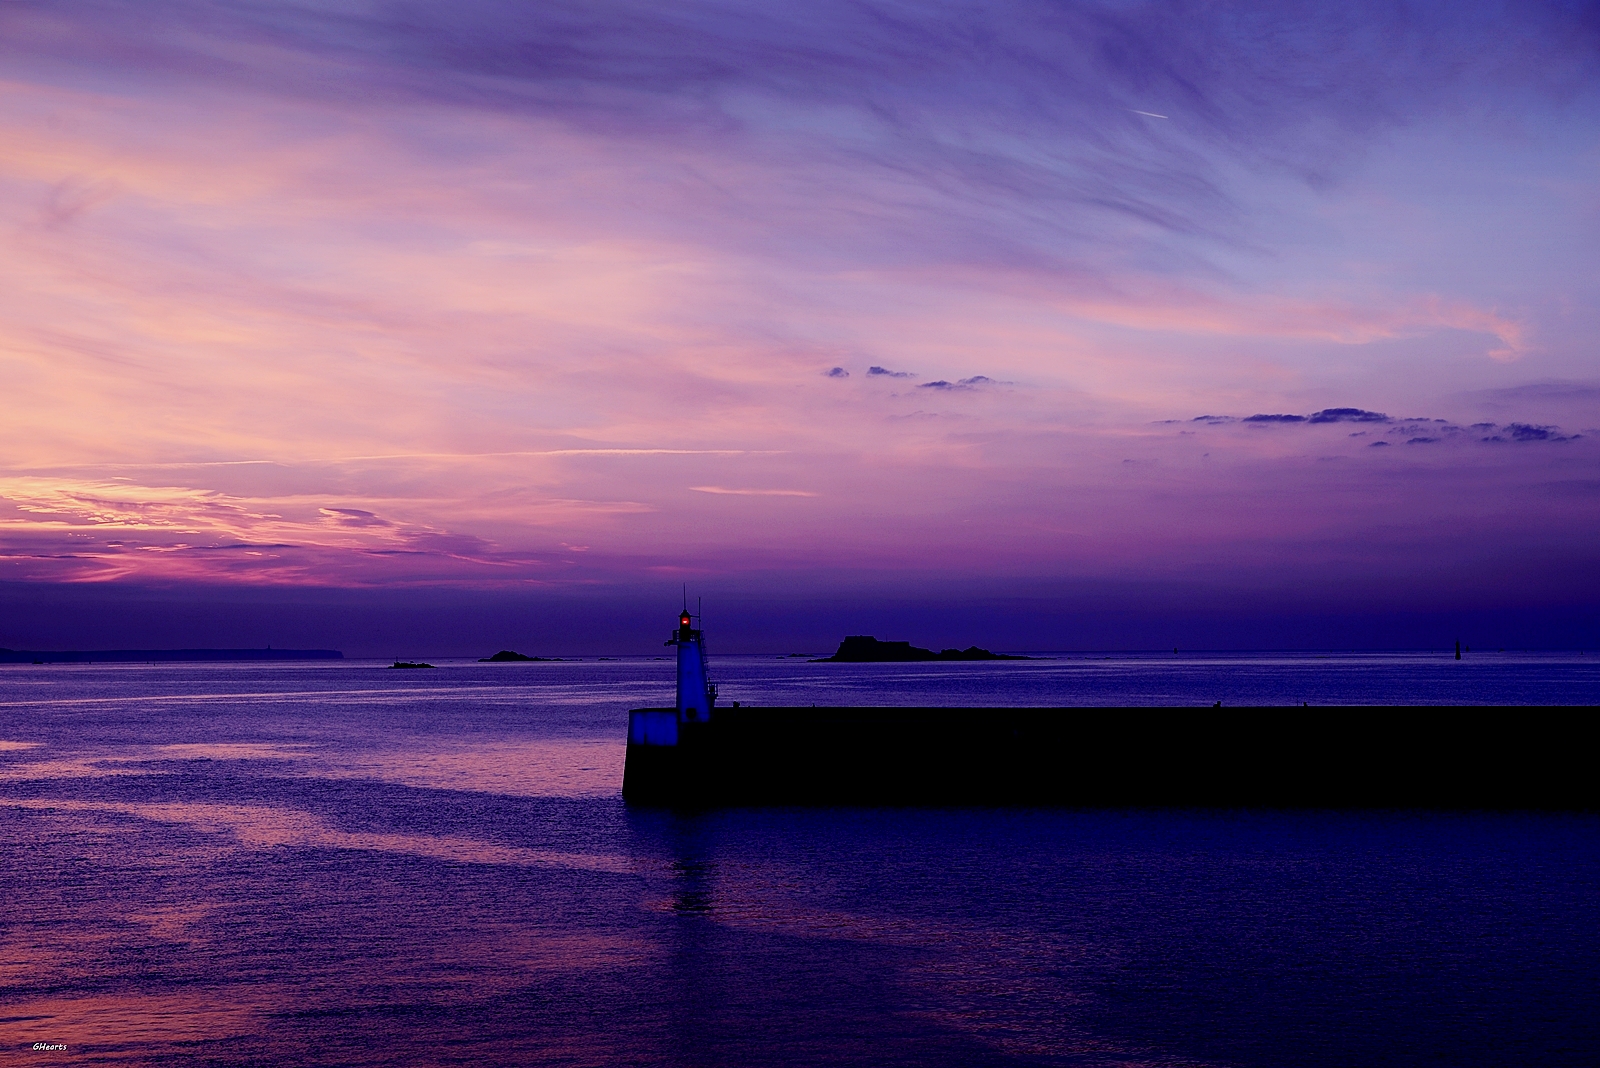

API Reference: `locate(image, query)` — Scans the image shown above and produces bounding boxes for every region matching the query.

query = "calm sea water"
[3,654,1598,1066]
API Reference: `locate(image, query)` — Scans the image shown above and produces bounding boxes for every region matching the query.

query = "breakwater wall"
[623,705,1594,809]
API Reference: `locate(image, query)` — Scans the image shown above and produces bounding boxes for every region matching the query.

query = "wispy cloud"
[0,1,1595,607]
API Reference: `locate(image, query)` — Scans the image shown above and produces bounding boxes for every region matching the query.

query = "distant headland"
[477,650,567,662]
[0,647,343,664]
[811,636,1037,662]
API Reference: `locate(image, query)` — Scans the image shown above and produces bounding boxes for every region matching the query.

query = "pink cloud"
[0,21,1593,610]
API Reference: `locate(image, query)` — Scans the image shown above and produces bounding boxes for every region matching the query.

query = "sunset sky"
[1,1,1597,654]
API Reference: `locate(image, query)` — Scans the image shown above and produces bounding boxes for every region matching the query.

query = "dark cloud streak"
[1192,407,1582,445]
[1307,408,1389,424]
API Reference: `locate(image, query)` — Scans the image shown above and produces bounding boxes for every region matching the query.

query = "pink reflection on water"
[0,756,149,782]
[152,743,314,761]
[313,739,624,799]
[2,925,651,1060]
[0,742,312,783]
[3,798,634,873]
[0,728,659,1060]
[4,993,268,1060]
[0,737,623,800]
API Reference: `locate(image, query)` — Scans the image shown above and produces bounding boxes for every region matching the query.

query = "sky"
[1,0,1597,654]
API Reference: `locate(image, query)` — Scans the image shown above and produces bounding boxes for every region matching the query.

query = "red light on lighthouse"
[680,611,692,628]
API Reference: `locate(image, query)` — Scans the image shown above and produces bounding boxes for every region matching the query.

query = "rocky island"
[811,636,1036,662]
[478,650,565,662]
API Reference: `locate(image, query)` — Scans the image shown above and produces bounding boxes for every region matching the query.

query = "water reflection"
[309,739,623,799]
[628,808,1101,1067]
[2,662,1597,1066]
[8,993,268,1057]
[0,737,622,798]
[4,797,634,872]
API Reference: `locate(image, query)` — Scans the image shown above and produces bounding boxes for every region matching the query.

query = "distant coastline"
[811,636,1037,662]
[0,648,344,664]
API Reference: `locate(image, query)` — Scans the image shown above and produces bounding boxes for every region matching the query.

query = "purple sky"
[1,1,1596,653]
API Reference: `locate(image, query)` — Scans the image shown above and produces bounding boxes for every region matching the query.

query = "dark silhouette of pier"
[624,705,1593,809]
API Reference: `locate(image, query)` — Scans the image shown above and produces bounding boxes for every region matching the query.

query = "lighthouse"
[668,608,715,722]
[624,607,717,751]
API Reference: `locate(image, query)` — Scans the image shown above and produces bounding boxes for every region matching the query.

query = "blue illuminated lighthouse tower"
[668,607,715,722]
[622,606,719,766]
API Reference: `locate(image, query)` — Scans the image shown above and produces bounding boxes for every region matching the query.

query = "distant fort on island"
[812,635,1036,662]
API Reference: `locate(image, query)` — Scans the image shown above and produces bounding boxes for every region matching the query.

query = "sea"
[2,652,1598,1066]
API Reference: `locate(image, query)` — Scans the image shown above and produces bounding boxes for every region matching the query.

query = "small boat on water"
[622,611,1593,809]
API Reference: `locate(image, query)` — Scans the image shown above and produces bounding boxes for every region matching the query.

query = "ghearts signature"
[33,1043,66,1051]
